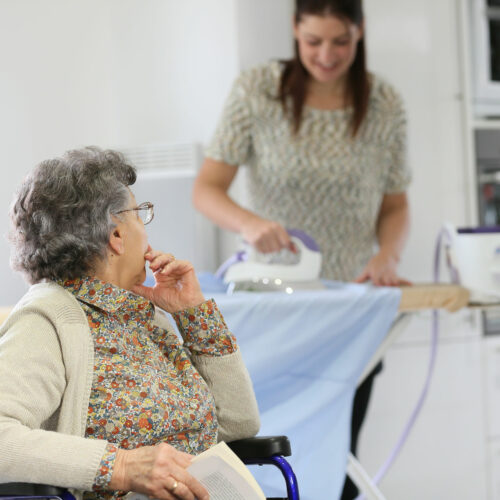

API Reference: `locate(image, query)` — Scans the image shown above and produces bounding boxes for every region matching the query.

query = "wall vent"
[119,142,202,174]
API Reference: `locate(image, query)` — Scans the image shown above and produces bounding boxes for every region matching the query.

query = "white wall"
[235,0,294,70]
[219,0,294,260]
[0,0,239,305]
[364,0,470,282]
[0,0,487,496]
[6,0,458,303]
[0,0,472,293]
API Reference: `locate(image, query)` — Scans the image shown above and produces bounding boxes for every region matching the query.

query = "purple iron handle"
[214,250,247,279]
[286,228,320,252]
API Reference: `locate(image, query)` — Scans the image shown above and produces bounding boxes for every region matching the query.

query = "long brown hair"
[279,0,370,137]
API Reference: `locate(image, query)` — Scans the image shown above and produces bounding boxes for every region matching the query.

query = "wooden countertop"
[398,284,470,312]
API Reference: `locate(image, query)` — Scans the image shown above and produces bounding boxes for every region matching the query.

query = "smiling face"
[294,13,363,90]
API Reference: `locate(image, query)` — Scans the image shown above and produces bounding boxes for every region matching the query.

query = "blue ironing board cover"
[196,273,401,499]
[146,273,401,498]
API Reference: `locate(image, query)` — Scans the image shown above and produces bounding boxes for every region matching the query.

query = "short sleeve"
[205,72,254,166]
[383,89,411,194]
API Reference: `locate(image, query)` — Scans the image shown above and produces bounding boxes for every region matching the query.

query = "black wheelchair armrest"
[228,435,291,460]
[0,483,67,497]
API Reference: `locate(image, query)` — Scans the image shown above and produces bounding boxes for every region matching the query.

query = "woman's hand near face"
[240,215,293,254]
[110,443,209,500]
[354,250,412,287]
[132,249,205,313]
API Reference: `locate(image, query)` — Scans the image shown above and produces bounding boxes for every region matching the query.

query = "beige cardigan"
[0,282,259,496]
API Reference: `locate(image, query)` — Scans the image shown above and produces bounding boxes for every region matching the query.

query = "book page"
[188,454,265,500]
[190,441,264,494]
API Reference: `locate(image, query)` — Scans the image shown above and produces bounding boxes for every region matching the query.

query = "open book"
[123,441,265,500]
[187,441,265,500]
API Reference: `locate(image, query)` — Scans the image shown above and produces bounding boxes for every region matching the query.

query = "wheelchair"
[0,435,299,500]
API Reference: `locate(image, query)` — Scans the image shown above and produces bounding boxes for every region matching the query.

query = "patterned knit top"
[206,60,411,281]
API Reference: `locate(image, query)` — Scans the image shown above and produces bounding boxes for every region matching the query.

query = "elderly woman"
[0,147,260,500]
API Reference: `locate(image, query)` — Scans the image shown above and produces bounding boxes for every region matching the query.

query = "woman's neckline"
[304,103,352,113]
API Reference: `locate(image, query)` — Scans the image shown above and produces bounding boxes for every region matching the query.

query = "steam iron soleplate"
[229,278,326,294]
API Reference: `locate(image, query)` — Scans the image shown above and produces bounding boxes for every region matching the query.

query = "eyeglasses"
[116,201,154,225]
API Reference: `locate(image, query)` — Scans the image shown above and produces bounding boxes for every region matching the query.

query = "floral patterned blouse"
[59,277,237,499]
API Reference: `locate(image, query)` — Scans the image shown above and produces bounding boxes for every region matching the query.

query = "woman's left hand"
[132,249,205,313]
[354,250,411,287]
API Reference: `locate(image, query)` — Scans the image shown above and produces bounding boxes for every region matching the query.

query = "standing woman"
[193,0,410,498]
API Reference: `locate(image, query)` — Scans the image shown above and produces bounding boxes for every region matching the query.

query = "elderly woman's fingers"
[164,479,195,500]
[144,246,162,258]
[144,248,196,278]
[158,260,192,276]
[148,252,176,272]
[111,443,209,499]
[170,449,193,468]
[167,471,208,500]
[134,249,204,311]
[154,448,208,500]
[157,472,207,500]
[149,257,196,281]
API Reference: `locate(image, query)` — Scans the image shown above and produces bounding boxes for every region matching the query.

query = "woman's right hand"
[110,443,209,500]
[241,215,293,253]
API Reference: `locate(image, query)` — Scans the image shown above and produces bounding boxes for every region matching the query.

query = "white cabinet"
[461,0,500,494]
[488,441,500,500]
[364,0,470,284]
[484,336,500,440]
[484,336,500,499]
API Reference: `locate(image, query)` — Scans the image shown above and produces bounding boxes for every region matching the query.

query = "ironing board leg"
[349,314,412,499]
[346,453,386,500]
[244,456,300,500]
[358,313,411,386]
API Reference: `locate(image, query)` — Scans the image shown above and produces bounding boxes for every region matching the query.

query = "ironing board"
[0,284,469,500]
[193,277,469,499]
[346,283,470,500]
[0,285,467,323]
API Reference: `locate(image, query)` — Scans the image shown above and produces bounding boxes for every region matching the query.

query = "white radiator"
[120,143,218,273]
[120,142,201,173]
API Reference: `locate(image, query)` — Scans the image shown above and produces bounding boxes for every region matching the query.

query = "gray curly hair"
[9,147,137,284]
